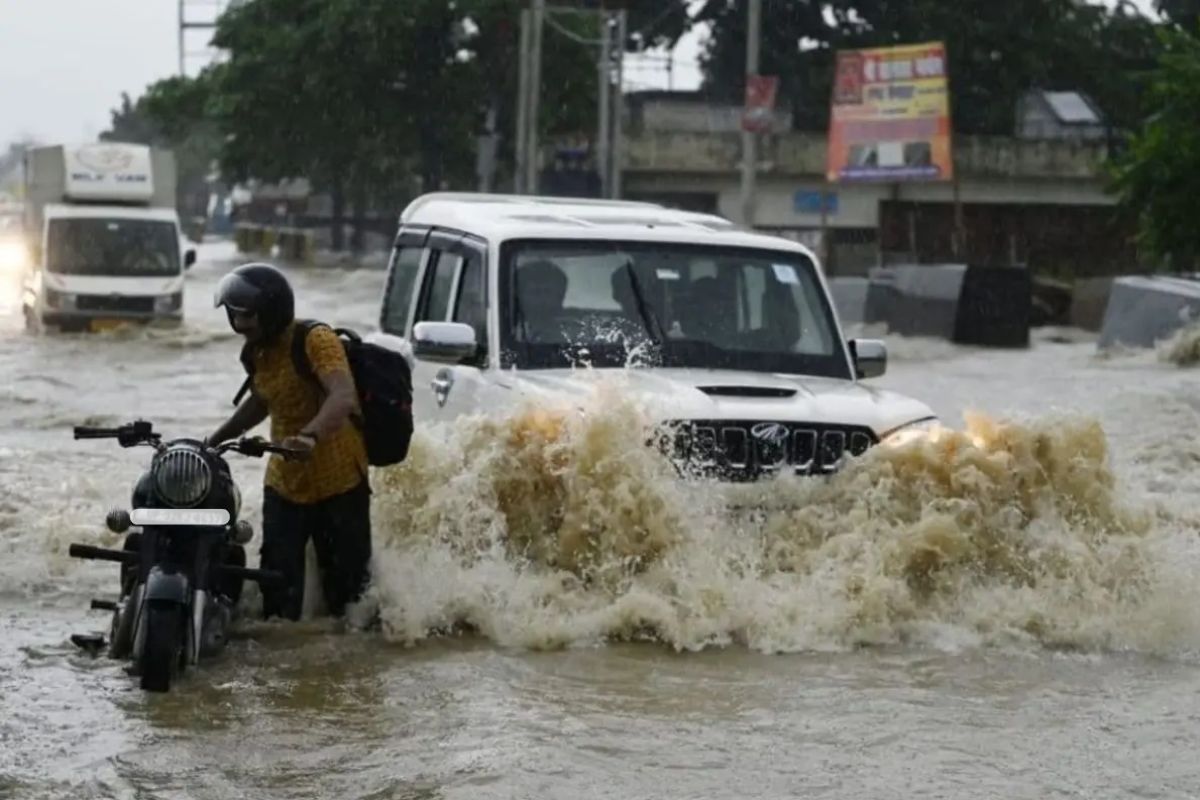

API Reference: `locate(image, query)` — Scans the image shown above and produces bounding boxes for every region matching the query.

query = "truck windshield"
[46,218,180,277]
[500,240,852,379]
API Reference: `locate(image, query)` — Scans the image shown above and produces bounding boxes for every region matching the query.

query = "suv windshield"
[500,239,852,379]
[47,217,180,277]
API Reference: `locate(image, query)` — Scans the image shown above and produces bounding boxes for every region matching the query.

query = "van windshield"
[46,217,180,277]
[500,239,853,380]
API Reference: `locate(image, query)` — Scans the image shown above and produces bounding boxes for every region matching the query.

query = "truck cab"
[20,143,195,333]
[368,193,939,481]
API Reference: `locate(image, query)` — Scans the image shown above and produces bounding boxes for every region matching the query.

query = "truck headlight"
[881,418,942,447]
[154,292,182,313]
[0,241,26,271]
[47,290,76,310]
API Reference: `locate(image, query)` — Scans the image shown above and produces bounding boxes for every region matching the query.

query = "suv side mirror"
[184,249,197,269]
[849,338,887,379]
[413,321,477,364]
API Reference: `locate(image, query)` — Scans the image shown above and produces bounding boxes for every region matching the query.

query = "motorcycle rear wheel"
[139,602,183,693]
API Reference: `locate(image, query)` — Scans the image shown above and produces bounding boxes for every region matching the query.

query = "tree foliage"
[1110,27,1200,270]
[99,79,220,219]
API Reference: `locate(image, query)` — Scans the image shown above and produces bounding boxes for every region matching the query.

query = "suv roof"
[399,192,817,257]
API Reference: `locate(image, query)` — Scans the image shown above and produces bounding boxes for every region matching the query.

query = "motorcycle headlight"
[152,448,212,507]
[881,418,942,447]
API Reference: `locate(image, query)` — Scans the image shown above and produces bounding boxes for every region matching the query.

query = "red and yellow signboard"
[826,41,953,183]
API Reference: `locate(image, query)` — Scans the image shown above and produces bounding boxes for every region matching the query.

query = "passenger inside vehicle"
[514,259,569,342]
[677,275,737,343]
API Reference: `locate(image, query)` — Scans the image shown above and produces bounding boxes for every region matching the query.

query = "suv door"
[408,229,491,423]
[374,224,431,348]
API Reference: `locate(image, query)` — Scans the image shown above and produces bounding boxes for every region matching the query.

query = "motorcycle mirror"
[106,508,131,533]
[233,520,253,545]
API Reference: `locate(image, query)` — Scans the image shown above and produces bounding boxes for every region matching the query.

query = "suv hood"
[494,367,936,438]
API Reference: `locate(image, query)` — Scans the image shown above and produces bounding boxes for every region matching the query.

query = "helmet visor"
[213,271,262,312]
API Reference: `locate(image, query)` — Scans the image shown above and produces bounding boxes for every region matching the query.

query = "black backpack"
[234,319,414,467]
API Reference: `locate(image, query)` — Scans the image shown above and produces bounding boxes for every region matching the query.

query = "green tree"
[1157,0,1200,33]
[1110,27,1200,270]
[99,78,220,223]
[207,0,602,248]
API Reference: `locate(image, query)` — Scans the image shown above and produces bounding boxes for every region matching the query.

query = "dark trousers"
[260,481,373,621]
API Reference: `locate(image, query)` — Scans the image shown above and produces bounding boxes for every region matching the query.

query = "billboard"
[826,41,952,183]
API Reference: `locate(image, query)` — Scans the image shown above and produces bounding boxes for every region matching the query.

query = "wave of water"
[363,378,1200,657]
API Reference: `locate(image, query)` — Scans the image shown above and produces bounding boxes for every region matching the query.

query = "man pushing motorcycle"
[208,262,373,622]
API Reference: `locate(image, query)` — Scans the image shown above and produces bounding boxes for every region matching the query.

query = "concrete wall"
[623,130,1114,233]
[623,130,1112,183]
[621,128,1133,276]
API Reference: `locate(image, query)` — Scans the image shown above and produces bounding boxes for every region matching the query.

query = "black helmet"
[213,262,294,339]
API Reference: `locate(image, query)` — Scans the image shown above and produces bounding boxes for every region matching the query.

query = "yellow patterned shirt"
[248,321,367,504]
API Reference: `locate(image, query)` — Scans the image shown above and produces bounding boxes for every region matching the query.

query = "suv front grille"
[657,419,876,481]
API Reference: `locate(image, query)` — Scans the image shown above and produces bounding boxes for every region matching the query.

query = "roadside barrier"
[233,223,314,266]
[864,263,1031,347]
[827,277,870,326]
[1097,275,1200,349]
[1069,277,1115,332]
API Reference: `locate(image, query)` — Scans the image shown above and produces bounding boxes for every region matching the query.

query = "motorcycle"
[67,420,302,692]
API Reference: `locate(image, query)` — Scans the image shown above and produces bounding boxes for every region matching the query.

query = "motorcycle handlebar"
[73,420,157,445]
[216,436,308,461]
[73,426,121,440]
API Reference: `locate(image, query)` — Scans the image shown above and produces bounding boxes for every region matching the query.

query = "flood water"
[3,241,1200,799]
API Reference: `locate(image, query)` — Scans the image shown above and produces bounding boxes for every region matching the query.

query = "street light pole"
[739,0,762,227]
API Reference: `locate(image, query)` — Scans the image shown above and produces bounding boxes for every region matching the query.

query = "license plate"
[90,318,126,332]
[129,508,230,527]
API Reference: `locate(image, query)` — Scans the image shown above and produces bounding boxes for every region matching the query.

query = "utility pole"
[524,0,546,195]
[596,10,612,198]
[739,0,762,227]
[515,8,531,193]
[177,0,227,77]
[611,9,627,199]
[178,0,185,75]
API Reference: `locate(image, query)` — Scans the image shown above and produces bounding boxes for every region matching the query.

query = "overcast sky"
[1,0,1159,149]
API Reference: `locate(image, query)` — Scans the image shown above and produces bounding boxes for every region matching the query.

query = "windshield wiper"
[622,260,666,345]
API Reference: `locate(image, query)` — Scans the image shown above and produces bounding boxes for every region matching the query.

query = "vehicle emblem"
[750,422,789,446]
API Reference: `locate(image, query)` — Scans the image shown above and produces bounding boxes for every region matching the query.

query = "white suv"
[368,193,938,481]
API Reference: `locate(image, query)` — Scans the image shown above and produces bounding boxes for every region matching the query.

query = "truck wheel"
[139,602,183,693]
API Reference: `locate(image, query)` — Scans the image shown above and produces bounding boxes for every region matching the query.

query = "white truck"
[368,193,939,481]
[21,142,195,333]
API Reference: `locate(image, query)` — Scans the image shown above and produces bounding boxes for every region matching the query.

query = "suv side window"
[382,245,425,336]
[417,251,462,323]
[453,253,488,360]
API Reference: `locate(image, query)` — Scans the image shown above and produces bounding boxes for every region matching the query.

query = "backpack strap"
[232,340,257,406]
[291,319,366,433]
[290,319,325,397]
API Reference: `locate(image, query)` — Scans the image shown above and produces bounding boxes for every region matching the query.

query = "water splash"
[365,379,1199,656]
[1158,321,1200,366]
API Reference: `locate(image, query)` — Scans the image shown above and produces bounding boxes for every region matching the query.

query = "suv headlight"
[881,418,942,447]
